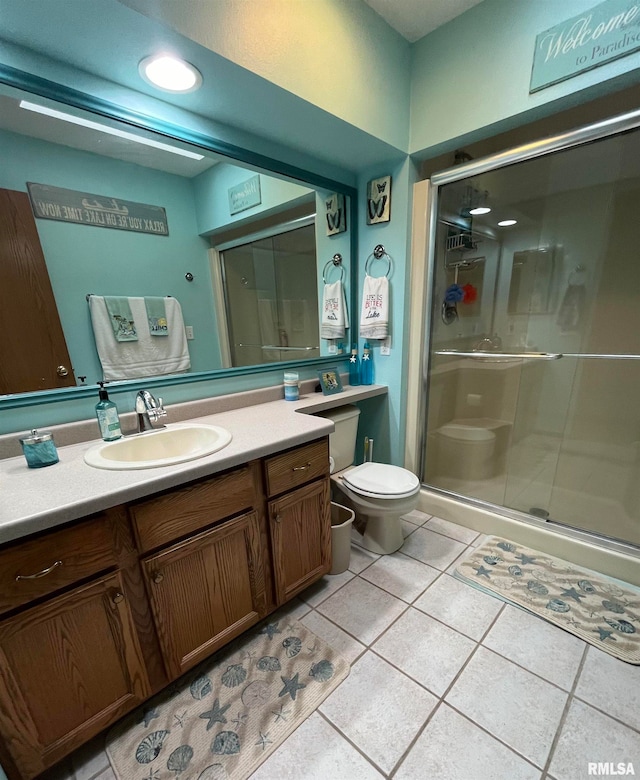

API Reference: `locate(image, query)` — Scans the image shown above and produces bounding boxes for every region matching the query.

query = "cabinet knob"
[152,571,164,584]
[56,365,69,377]
[292,462,311,472]
[111,592,124,605]
[274,514,282,524]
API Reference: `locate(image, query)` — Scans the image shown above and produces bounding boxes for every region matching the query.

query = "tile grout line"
[386,601,508,777]
[314,708,390,778]
[571,692,640,738]
[539,642,590,779]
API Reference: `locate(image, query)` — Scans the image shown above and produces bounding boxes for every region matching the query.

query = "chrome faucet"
[135,389,167,433]
[473,333,503,352]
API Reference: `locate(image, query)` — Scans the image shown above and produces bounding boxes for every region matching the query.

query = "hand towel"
[320,280,349,339]
[557,283,586,332]
[89,296,190,380]
[103,296,137,341]
[145,297,168,336]
[360,274,389,340]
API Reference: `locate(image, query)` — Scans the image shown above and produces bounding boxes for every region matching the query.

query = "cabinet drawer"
[131,465,256,552]
[0,516,116,615]
[264,438,329,497]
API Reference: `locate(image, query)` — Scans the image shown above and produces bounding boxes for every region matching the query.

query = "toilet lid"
[342,462,420,499]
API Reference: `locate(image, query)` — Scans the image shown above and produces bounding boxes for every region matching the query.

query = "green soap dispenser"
[95,382,122,441]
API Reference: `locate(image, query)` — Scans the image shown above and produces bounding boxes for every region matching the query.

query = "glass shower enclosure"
[423,116,640,550]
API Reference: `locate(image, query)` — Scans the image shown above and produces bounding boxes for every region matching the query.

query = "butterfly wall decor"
[325,192,347,235]
[366,175,391,225]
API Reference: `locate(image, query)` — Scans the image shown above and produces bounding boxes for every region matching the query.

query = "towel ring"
[323,253,345,284]
[365,244,392,278]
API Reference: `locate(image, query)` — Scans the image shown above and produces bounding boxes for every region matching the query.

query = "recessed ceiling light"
[498,219,518,226]
[139,54,202,93]
[469,206,491,215]
[19,100,205,160]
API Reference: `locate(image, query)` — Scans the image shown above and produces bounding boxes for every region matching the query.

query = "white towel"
[89,296,190,380]
[320,280,349,339]
[359,274,389,340]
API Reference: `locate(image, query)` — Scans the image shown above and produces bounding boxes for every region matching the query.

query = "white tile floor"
[47,511,640,780]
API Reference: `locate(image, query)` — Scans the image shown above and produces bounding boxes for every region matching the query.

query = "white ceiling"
[363,0,486,42]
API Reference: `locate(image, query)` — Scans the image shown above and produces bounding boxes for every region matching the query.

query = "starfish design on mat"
[261,622,282,639]
[242,650,257,667]
[595,627,616,641]
[307,642,320,656]
[279,673,306,701]
[256,731,273,750]
[475,565,492,579]
[199,698,231,730]
[144,770,161,780]
[272,705,291,723]
[565,617,581,628]
[561,587,585,603]
[515,553,537,565]
[173,710,187,728]
[231,712,249,729]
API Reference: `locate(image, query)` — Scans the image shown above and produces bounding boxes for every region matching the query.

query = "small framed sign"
[318,368,343,395]
[366,175,391,224]
[325,193,346,235]
[228,175,261,215]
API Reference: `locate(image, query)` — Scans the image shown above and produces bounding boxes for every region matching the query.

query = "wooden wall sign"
[27,182,169,235]
[530,0,640,92]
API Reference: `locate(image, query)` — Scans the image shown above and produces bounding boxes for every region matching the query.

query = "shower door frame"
[409,106,640,559]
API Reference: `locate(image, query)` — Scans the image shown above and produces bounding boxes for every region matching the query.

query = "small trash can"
[330,501,355,575]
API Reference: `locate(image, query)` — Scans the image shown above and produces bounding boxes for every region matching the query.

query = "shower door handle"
[434,350,564,360]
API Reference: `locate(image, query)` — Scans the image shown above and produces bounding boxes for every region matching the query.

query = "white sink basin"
[84,423,232,470]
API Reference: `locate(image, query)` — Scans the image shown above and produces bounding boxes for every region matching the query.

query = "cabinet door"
[141,511,266,680]
[269,478,331,604]
[0,572,149,780]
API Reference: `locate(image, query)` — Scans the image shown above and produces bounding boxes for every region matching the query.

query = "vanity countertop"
[0,384,387,545]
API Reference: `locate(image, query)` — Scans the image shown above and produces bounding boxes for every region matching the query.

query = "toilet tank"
[315,404,360,472]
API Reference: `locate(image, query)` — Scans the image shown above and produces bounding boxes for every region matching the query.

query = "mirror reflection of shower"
[219,220,320,367]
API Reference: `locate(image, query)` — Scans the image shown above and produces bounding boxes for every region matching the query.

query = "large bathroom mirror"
[0,74,356,403]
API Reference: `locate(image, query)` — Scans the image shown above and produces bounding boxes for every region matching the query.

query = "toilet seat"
[342,462,420,500]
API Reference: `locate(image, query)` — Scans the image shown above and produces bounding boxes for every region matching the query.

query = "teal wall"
[0,127,221,384]
[410,0,640,157]
[354,157,418,467]
[194,163,314,235]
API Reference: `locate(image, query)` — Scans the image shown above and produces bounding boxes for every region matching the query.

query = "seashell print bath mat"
[106,617,349,779]
[455,537,640,664]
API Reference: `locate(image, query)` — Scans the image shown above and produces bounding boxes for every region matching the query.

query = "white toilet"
[317,405,421,555]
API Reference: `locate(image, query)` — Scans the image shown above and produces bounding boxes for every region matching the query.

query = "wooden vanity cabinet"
[0,437,331,780]
[265,439,332,603]
[0,520,149,780]
[140,510,266,679]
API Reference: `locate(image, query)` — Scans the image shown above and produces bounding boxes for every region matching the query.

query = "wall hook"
[185,272,194,282]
